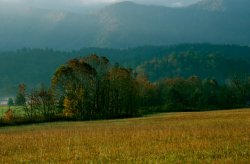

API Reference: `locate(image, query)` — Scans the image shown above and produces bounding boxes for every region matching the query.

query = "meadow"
[0,106,24,118]
[0,109,250,163]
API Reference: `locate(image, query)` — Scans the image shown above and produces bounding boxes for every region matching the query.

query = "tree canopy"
[52,55,139,119]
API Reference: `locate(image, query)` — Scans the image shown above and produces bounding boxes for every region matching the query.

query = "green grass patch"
[0,106,24,118]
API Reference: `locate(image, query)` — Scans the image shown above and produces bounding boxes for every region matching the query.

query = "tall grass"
[0,109,250,163]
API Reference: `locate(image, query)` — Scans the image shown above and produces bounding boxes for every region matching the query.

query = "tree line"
[1,54,250,125]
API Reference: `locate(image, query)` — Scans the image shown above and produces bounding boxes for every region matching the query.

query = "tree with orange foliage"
[52,55,139,119]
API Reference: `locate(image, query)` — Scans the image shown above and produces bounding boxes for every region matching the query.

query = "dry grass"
[0,109,250,163]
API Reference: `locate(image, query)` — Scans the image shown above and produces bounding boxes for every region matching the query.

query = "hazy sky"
[0,0,202,12]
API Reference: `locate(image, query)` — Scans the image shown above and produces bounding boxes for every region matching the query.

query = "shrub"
[3,109,14,122]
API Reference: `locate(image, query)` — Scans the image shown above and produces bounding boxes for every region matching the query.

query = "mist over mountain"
[0,0,202,12]
[0,2,100,50]
[0,0,249,50]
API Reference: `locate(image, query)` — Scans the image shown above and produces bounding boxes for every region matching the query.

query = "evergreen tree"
[7,98,14,106]
[15,84,26,106]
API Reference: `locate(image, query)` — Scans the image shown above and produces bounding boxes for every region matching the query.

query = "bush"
[3,109,14,122]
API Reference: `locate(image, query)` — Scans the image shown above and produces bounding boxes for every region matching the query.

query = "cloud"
[0,0,202,12]
[171,2,184,7]
[0,0,201,6]
[0,0,22,3]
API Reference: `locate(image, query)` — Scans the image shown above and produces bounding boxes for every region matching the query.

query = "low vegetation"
[0,106,24,118]
[0,109,249,163]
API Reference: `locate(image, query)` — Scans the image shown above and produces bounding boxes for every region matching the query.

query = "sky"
[0,0,202,13]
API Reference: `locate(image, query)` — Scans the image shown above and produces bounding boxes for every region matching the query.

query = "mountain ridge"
[191,0,250,12]
[0,0,249,50]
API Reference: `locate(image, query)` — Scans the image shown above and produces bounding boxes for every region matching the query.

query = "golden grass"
[0,109,250,163]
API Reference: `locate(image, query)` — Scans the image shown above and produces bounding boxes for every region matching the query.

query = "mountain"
[94,0,250,47]
[192,0,250,12]
[0,0,250,50]
[0,2,99,50]
[191,0,226,11]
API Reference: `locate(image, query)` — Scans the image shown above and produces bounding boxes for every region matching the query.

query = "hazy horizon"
[0,0,202,13]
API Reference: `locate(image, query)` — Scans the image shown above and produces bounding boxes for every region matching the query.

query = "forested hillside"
[0,0,250,50]
[136,51,250,82]
[0,44,250,96]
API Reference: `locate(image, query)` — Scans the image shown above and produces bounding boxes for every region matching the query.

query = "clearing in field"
[0,109,250,163]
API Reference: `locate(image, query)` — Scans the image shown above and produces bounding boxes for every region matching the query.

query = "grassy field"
[0,109,250,163]
[0,106,24,118]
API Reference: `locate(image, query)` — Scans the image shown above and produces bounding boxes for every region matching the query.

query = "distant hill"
[136,51,250,82]
[0,0,250,50]
[1,44,250,96]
